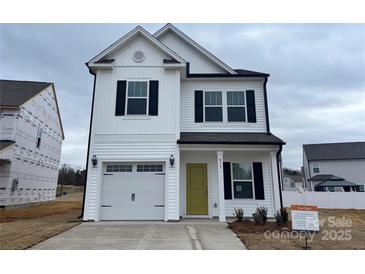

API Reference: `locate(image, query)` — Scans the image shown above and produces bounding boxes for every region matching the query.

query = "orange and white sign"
[291,204,320,232]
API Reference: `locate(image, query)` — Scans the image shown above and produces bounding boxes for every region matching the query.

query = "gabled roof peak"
[87,24,185,67]
[154,24,237,75]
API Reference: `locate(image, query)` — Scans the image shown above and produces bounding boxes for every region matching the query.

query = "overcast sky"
[1,24,364,169]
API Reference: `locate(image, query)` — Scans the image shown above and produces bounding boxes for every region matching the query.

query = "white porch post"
[270,151,281,212]
[217,151,226,222]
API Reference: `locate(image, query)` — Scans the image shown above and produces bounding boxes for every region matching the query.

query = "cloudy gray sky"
[1,24,364,169]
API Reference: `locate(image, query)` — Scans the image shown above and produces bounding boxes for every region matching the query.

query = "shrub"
[233,208,244,222]
[274,208,289,225]
[253,207,268,225]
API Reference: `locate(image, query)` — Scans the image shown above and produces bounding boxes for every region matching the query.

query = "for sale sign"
[291,205,320,232]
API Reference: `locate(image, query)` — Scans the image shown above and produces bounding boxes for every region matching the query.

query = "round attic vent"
[133,51,145,62]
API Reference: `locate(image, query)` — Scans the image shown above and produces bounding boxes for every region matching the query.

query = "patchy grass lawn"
[0,193,82,250]
[229,209,365,250]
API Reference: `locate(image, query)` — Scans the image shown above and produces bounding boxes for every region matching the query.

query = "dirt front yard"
[229,209,365,250]
[0,193,83,250]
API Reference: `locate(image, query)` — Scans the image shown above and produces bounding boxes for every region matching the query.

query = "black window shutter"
[246,90,257,123]
[148,80,159,116]
[253,162,265,200]
[223,162,232,200]
[194,90,203,123]
[115,81,126,116]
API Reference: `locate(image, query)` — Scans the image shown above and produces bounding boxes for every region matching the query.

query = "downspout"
[276,144,284,209]
[263,77,271,134]
[307,159,312,191]
[79,65,96,219]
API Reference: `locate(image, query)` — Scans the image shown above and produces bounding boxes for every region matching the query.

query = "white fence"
[282,191,365,209]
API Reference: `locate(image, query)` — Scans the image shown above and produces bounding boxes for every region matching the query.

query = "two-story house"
[303,142,365,192]
[82,24,285,222]
[0,80,64,206]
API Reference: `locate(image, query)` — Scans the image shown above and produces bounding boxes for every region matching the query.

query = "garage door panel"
[100,162,165,220]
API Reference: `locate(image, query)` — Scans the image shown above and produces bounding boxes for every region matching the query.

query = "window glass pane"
[128,81,147,97]
[205,92,222,105]
[228,107,246,122]
[137,164,163,172]
[227,91,245,105]
[127,99,147,114]
[106,164,132,172]
[234,181,253,198]
[140,82,147,97]
[232,163,252,180]
[205,107,223,122]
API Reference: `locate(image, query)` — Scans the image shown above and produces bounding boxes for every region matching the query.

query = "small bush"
[233,208,244,222]
[274,208,289,225]
[253,207,268,225]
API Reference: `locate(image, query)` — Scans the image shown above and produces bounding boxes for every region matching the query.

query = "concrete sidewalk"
[30,220,246,250]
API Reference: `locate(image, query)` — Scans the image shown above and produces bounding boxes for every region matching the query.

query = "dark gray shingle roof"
[177,132,284,145]
[0,80,51,107]
[0,140,15,151]
[234,69,270,77]
[316,179,358,187]
[309,174,344,181]
[304,142,365,161]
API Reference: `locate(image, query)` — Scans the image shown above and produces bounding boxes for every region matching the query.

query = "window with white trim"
[137,164,163,172]
[232,163,254,199]
[312,162,320,173]
[126,81,148,115]
[204,91,223,122]
[227,91,246,122]
[106,164,133,173]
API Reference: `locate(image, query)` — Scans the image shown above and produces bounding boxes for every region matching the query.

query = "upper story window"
[204,91,223,122]
[227,91,246,122]
[195,89,256,124]
[127,81,148,115]
[312,162,320,173]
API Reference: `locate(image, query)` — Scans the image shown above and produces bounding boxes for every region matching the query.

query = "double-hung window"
[204,91,223,122]
[312,162,320,173]
[232,163,254,199]
[127,81,148,115]
[227,91,246,122]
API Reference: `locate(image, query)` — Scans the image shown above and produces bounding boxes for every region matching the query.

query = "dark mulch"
[228,219,290,233]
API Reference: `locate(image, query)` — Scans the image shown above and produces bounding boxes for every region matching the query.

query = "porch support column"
[270,151,281,212]
[217,151,226,222]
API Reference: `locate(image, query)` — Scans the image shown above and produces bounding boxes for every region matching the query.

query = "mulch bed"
[228,210,365,249]
[228,219,290,233]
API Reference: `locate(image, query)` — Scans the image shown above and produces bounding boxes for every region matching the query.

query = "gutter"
[79,64,96,219]
[263,77,271,134]
[276,144,284,209]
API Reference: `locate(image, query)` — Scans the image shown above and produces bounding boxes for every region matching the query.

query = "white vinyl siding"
[158,31,227,74]
[93,67,180,135]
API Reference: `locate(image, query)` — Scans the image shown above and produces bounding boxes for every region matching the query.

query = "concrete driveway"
[30,219,246,250]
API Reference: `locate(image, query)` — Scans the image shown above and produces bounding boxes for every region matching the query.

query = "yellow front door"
[186,164,208,215]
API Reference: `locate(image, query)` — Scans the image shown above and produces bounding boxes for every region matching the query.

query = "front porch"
[179,144,283,222]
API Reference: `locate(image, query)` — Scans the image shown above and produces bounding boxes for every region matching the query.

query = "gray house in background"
[303,142,365,192]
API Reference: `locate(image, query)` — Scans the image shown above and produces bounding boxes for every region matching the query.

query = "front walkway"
[30,219,246,250]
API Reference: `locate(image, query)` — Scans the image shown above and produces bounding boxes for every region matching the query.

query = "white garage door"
[100,162,165,220]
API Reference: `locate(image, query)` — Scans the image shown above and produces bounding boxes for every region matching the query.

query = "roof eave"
[177,141,285,145]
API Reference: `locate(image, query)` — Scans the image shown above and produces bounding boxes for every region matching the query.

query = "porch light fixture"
[91,155,98,167]
[169,155,175,167]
